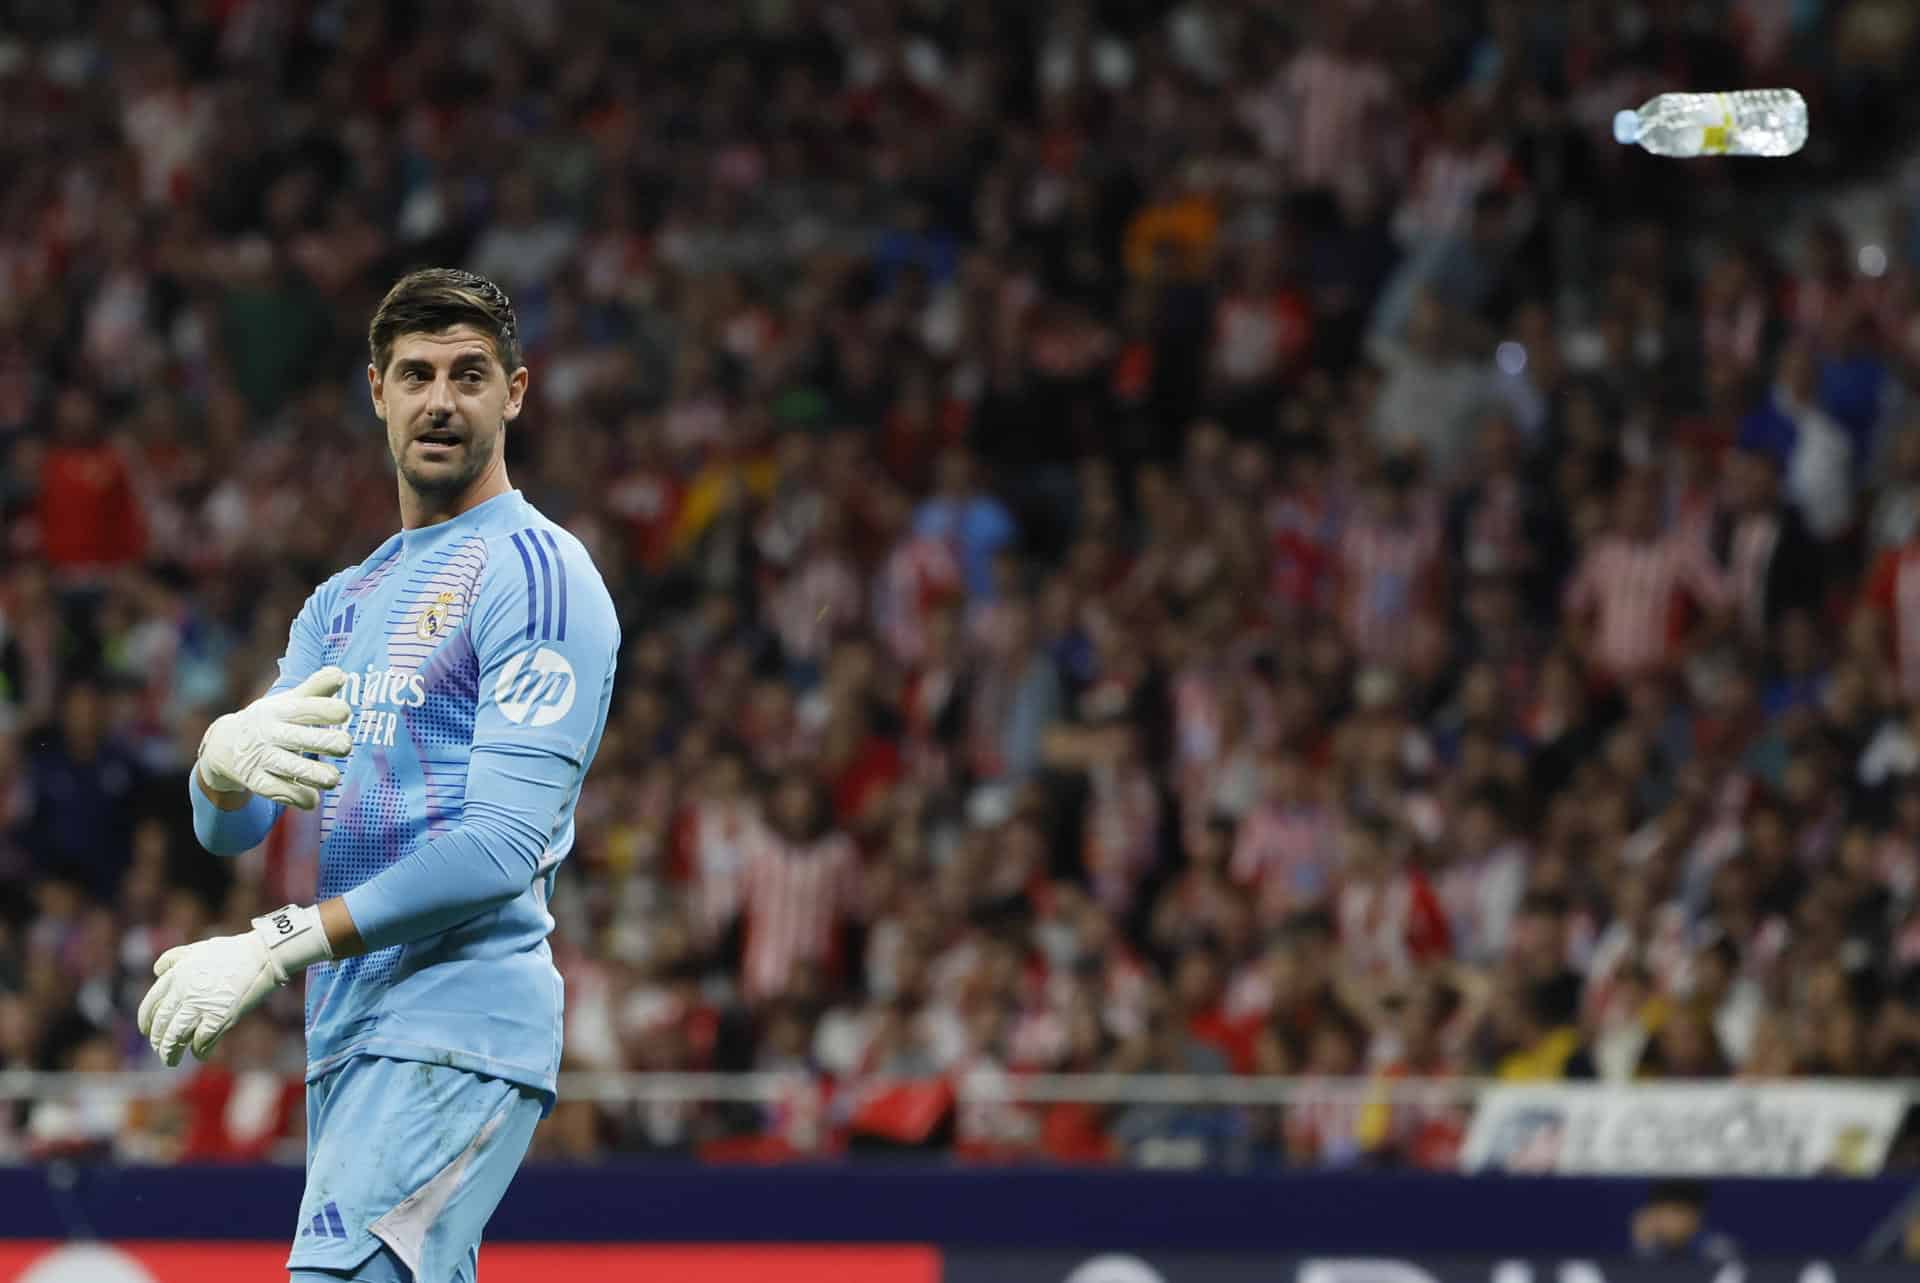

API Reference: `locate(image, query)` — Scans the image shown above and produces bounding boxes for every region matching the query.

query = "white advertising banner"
[1459,1083,1908,1176]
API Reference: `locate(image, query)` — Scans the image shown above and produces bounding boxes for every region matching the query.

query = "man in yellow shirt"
[1496,975,1597,1081]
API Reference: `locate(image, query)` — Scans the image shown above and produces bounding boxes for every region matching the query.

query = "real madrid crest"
[416,590,462,642]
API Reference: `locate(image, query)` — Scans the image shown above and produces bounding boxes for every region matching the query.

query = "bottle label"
[1703,93,1734,155]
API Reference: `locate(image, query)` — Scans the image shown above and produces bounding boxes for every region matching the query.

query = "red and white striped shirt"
[740,822,861,1001]
[1282,49,1394,191]
[1433,842,1528,966]
[1171,668,1227,773]
[1337,517,1441,666]
[1335,867,1452,981]
[1231,802,1340,924]
[1083,760,1162,917]
[873,533,963,666]
[1563,533,1731,680]
[769,553,863,665]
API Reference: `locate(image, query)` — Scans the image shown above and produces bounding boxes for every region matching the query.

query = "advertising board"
[1459,1085,1908,1176]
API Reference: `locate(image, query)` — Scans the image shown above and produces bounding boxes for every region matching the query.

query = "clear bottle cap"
[1613,110,1641,145]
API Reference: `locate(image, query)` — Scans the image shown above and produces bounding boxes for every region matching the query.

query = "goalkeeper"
[138,269,618,1283]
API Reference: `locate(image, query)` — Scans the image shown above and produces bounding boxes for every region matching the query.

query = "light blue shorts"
[285,1055,543,1283]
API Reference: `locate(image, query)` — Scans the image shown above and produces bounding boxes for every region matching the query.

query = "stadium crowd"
[8,0,1920,1168]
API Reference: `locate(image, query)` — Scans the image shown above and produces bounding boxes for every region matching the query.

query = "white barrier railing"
[7,1072,1918,1174]
[558,1071,1490,1107]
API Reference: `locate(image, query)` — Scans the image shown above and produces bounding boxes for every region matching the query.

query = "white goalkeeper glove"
[197,667,353,809]
[137,904,333,1066]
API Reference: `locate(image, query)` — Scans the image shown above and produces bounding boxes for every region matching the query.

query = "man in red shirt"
[35,387,147,581]
[1563,469,1730,684]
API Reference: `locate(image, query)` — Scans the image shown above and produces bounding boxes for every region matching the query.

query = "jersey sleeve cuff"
[186,767,282,856]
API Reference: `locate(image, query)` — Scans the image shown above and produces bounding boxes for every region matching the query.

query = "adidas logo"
[299,1200,349,1240]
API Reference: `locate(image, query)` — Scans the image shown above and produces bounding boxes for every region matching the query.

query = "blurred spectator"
[1742,340,1857,544]
[912,448,1016,602]
[1710,445,1824,649]
[1368,292,1489,477]
[20,681,145,902]
[35,388,146,584]
[739,772,861,1005]
[966,594,1062,786]
[468,173,579,298]
[1631,1180,1740,1263]
[1231,750,1339,930]
[1564,470,1732,683]
[164,1019,305,1163]
[1336,458,1445,669]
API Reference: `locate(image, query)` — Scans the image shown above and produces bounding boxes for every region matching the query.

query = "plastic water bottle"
[1612,90,1807,158]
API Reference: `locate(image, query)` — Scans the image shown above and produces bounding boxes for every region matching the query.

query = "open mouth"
[416,431,461,447]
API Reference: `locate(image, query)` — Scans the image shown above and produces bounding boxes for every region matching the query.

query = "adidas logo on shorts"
[299,1201,350,1240]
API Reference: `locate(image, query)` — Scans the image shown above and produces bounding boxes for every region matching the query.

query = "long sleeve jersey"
[188,489,618,1108]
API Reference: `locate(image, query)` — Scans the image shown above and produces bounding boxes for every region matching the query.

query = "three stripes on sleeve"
[507,529,567,642]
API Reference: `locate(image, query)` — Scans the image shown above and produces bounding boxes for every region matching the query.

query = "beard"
[395,424,499,505]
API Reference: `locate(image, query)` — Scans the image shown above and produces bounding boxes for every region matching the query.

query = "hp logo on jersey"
[495,647,577,726]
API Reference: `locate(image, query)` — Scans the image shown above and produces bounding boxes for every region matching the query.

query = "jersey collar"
[398,489,526,556]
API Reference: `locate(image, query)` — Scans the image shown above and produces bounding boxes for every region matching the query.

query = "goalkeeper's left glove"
[137,904,333,1066]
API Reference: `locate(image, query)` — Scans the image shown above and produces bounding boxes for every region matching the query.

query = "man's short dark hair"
[368,268,521,376]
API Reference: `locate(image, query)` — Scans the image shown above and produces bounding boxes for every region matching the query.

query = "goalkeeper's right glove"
[138,902,333,1065]
[196,667,354,810]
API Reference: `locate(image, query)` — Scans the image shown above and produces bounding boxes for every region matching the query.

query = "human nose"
[424,373,456,418]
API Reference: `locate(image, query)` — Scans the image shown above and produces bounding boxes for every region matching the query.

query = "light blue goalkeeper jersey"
[187,489,618,1108]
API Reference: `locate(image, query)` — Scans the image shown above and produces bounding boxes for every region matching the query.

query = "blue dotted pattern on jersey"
[318,768,409,984]
[410,647,480,748]
[311,537,486,990]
